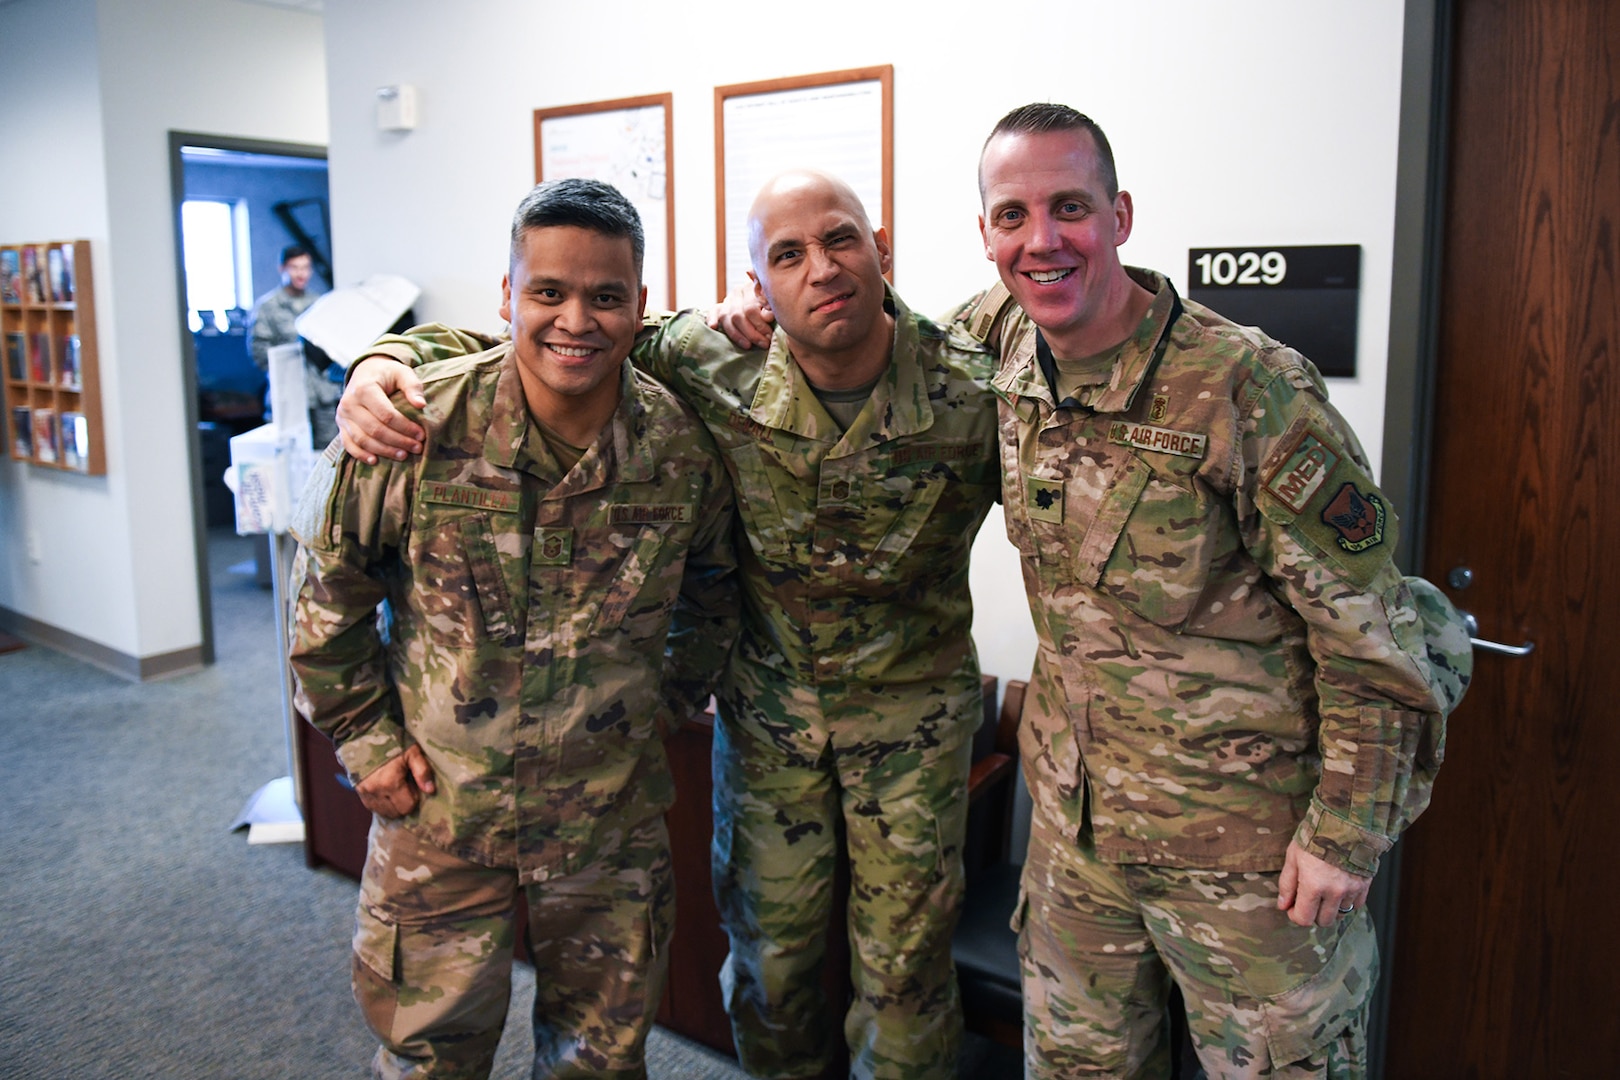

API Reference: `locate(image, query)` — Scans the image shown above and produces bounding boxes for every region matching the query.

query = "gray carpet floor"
[0,529,1020,1079]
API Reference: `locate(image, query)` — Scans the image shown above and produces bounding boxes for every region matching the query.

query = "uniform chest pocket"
[1095,457,1218,631]
[724,442,790,559]
[590,525,671,636]
[409,510,517,648]
[868,469,948,575]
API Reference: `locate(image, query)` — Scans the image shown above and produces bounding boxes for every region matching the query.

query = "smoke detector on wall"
[376,85,419,132]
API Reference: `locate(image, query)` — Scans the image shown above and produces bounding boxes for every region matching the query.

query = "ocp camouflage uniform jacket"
[953,268,1446,878]
[289,344,739,883]
[362,287,1000,753]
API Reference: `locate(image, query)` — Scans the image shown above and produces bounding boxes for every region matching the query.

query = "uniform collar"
[487,346,653,492]
[991,267,1180,415]
[748,284,935,448]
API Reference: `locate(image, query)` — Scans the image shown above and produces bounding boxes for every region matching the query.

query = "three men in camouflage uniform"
[337,171,999,1080]
[954,103,1453,1078]
[289,179,739,1079]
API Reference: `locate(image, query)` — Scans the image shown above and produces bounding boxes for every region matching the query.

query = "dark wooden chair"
[953,678,1026,1051]
[949,679,1204,1076]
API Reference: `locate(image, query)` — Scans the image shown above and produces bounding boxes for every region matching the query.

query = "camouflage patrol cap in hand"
[1405,575,1473,715]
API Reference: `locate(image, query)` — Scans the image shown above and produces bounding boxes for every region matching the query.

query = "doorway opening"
[168,132,329,664]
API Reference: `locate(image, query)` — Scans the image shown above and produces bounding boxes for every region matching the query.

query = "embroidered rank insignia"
[534,527,573,566]
[1148,395,1169,423]
[1107,421,1208,459]
[1321,482,1386,551]
[609,503,693,525]
[1026,478,1064,523]
[422,482,520,513]
[1263,430,1341,514]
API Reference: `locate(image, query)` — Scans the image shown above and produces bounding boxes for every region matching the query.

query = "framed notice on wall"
[714,65,893,301]
[534,93,675,309]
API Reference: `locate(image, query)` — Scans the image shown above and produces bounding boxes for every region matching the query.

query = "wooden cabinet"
[2,240,104,473]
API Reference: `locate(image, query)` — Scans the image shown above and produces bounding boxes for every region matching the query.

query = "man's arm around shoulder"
[287,442,435,817]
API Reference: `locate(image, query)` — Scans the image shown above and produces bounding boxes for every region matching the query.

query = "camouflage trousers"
[352,815,674,1080]
[1019,804,1376,1079]
[710,704,972,1080]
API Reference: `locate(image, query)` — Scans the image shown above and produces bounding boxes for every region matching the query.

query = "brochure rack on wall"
[2,239,104,474]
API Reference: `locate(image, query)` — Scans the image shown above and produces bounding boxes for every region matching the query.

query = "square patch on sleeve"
[1263,428,1341,514]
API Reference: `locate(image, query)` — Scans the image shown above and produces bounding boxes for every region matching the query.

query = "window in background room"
[181,198,251,331]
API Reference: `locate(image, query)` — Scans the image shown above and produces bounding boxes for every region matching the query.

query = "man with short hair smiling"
[335,169,1000,1080]
[959,103,1452,1078]
[289,178,739,1079]
[247,243,317,373]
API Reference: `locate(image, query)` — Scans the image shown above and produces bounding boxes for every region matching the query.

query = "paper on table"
[295,274,421,369]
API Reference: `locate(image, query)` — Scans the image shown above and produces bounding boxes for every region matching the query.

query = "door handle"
[1460,610,1535,657]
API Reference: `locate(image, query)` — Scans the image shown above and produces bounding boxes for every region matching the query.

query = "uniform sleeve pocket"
[352,903,398,983]
[290,448,342,549]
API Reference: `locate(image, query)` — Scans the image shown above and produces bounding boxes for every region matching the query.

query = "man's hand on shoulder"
[337,356,428,464]
[706,283,776,351]
[1278,840,1372,928]
[354,743,436,818]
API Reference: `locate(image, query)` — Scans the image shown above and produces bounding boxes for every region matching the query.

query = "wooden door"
[1385,0,1620,1074]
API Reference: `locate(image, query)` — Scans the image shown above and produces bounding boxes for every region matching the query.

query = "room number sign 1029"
[1193,249,1288,286]
[1185,244,1361,378]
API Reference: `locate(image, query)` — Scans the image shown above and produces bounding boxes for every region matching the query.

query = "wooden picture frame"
[714,65,894,301]
[534,93,676,310]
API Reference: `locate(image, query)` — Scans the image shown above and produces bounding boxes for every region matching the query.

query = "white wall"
[94,0,328,659]
[0,0,327,664]
[325,0,1406,685]
[0,0,128,648]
